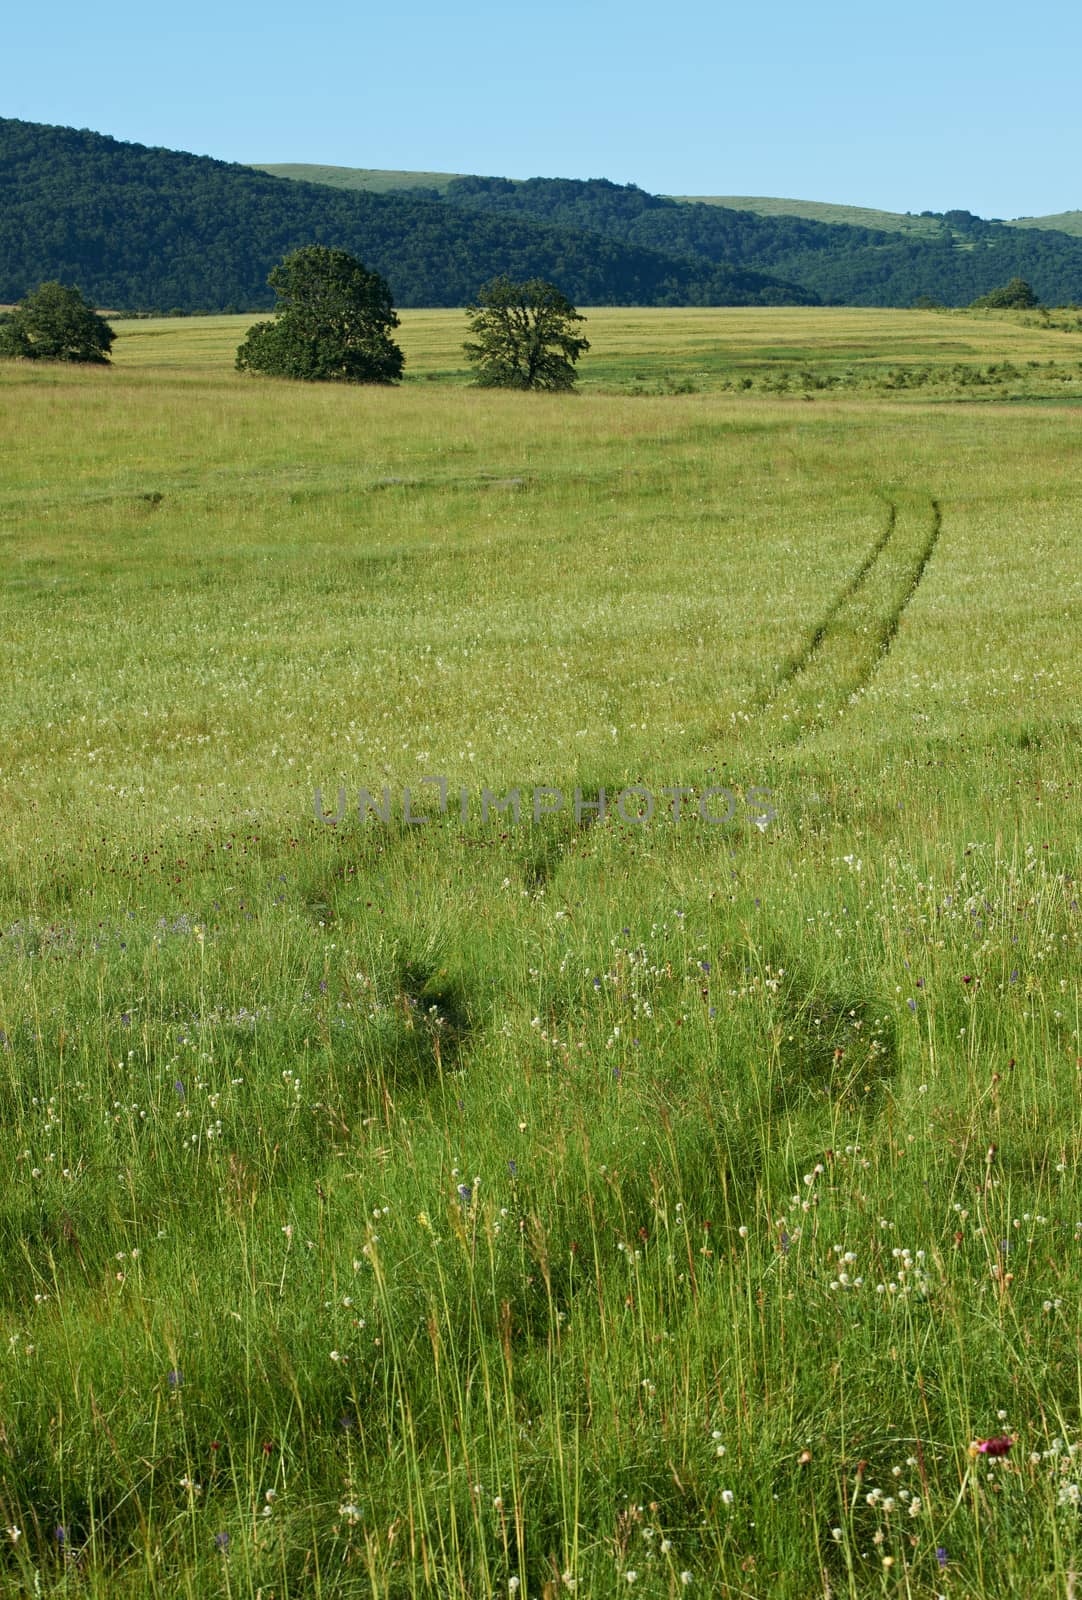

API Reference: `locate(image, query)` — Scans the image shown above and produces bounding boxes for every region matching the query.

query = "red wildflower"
[970,1436,1012,1457]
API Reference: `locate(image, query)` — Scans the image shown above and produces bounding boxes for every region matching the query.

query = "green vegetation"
[235,247,404,384]
[439,177,1082,309]
[7,119,1082,317]
[970,277,1040,310]
[0,120,814,313]
[679,196,1082,242]
[252,163,464,195]
[3,306,1082,1598]
[670,193,950,235]
[463,276,589,390]
[1004,210,1082,238]
[0,280,115,363]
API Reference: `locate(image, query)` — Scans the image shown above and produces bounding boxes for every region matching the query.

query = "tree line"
[2,252,594,393]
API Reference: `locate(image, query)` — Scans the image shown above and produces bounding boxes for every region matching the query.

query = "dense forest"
[3,119,1082,312]
[440,177,1082,306]
[0,120,814,312]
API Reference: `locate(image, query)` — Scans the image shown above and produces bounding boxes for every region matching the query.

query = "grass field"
[2,307,1082,1598]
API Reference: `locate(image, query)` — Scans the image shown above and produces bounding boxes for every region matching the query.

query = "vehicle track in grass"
[756,492,942,745]
[757,495,899,708]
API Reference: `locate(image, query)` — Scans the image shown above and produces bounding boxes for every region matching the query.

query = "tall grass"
[1,308,1081,1596]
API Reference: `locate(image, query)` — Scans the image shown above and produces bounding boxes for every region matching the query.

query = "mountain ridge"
[256,164,1082,240]
[3,119,1082,312]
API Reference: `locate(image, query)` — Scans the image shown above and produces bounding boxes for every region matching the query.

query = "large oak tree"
[236,246,404,383]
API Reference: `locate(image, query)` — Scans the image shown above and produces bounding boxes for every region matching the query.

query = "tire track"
[872,498,941,668]
[757,496,897,708]
[754,493,941,744]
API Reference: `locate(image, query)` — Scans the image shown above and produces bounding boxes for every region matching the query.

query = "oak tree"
[463,276,588,390]
[236,246,404,382]
[0,282,114,363]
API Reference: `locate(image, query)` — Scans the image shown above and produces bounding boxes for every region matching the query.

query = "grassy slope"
[251,162,465,193]
[3,309,1082,1598]
[671,194,946,233]
[1004,209,1082,237]
[679,193,1082,238]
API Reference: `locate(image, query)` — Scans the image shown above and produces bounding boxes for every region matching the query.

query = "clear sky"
[6,0,1080,219]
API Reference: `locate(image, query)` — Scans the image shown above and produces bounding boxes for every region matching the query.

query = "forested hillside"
[0,120,814,312]
[5,119,1081,311]
[440,178,1082,306]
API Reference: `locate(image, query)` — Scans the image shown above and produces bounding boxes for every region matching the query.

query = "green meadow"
[2,306,1082,1598]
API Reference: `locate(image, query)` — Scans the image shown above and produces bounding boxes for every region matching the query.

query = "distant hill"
[671,195,947,236]
[261,164,1082,305]
[5,120,1082,312]
[0,119,816,312]
[1006,210,1082,239]
[432,177,1082,306]
[253,163,463,195]
[676,194,1082,242]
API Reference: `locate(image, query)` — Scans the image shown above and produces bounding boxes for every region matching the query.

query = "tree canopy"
[235,246,404,382]
[463,276,589,390]
[0,281,114,363]
[969,277,1040,309]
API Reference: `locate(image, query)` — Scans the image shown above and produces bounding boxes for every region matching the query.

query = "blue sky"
[7,0,1080,217]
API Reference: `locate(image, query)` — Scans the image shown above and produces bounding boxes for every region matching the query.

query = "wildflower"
[626,1572,638,1584]
[215,1531,230,1551]
[970,1436,1012,1457]
[6,1527,20,1544]
[339,1504,362,1523]
[936,1547,948,1568]
[831,1528,843,1541]
[508,1580,520,1594]
[457,1184,473,1204]
[167,1369,182,1388]
[721,1489,734,1505]
[54,1526,66,1546]
[680,1574,693,1587]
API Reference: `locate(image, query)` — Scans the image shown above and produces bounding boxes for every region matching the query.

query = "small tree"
[463,276,589,390]
[970,277,1040,310]
[0,282,115,364]
[236,246,404,383]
